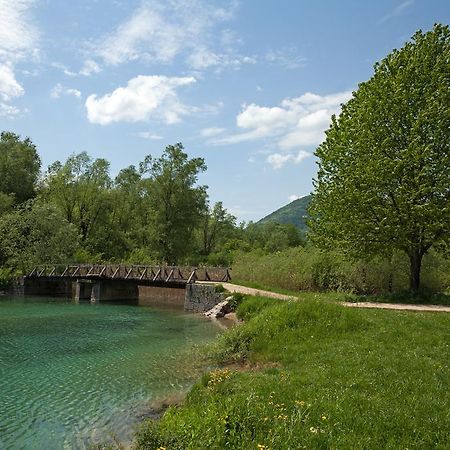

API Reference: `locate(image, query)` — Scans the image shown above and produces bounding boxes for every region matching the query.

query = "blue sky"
[0,0,448,222]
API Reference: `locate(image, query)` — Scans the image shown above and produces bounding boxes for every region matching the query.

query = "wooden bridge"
[24,264,231,306]
[27,264,231,284]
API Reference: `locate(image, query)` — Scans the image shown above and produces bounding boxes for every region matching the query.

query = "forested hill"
[257,194,311,231]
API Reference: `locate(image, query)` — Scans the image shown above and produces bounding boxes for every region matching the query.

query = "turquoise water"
[0,296,220,449]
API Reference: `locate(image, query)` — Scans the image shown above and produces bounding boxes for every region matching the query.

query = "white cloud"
[201,127,225,137]
[52,60,102,77]
[50,83,81,99]
[0,0,38,116]
[85,75,196,125]
[0,0,38,63]
[288,194,300,202]
[0,102,21,118]
[136,132,163,140]
[91,0,246,71]
[0,64,24,100]
[187,48,256,71]
[266,47,306,69]
[211,90,352,150]
[51,62,77,77]
[379,0,414,24]
[267,150,311,170]
[79,59,101,76]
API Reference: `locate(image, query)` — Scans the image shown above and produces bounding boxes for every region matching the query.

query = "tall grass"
[232,246,450,294]
[135,297,450,449]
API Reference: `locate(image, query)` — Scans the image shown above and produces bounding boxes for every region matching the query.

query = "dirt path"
[220,283,296,300]
[343,301,450,312]
[219,283,450,313]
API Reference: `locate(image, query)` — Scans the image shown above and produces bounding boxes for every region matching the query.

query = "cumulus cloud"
[50,83,82,99]
[267,150,311,170]
[85,75,196,125]
[211,90,352,149]
[288,194,301,202]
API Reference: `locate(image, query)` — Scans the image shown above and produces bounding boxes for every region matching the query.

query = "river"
[0,296,220,449]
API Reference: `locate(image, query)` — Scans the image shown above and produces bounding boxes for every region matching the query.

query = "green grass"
[135,297,450,449]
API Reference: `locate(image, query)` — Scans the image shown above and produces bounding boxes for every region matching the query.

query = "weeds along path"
[218,282,450,313]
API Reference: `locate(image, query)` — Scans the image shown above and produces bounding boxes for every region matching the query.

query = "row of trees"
[0,135,302,273]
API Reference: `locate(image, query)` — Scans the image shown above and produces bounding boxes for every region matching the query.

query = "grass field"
[134,296,450,449]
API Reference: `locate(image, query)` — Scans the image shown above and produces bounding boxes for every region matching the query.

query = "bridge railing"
[27,264,231,283]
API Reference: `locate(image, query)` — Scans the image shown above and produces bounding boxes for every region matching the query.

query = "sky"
[0,0,448,222]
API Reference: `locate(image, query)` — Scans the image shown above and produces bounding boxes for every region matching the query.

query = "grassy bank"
[135,296,450,449]
[232,247,450,294]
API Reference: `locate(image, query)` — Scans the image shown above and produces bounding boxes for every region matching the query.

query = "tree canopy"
[0,132,41,207]
[309,24,450,290]
[143,143,208,264]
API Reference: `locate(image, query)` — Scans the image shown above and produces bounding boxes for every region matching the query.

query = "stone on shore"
[204,298,232,319]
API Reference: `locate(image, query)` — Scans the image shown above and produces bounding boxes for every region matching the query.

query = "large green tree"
[309,24,450,291]
[0,132,41,207]
[41,152,112,244]
[143,143,207,264]
[0,201,80,272]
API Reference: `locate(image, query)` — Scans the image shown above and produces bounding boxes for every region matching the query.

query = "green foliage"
[234,295,277,321]
[0,201,80,271]
[0,267,15,290]
[232,246,449,294]
[143,143,208,264]
[258,194,311,231]
[0,131,41,205]
[227,292,245,311]
[135,297,450,449]
[41,152,112,245]
[197,201,237,259]
[243,222,304,253]
[309,24,450,290]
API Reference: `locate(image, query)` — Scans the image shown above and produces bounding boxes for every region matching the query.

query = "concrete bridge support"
[74,279,139,303]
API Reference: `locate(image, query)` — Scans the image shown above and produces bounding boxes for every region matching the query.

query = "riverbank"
[134,295,450,449]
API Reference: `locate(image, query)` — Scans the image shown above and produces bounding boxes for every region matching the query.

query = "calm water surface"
[0,296,220,449]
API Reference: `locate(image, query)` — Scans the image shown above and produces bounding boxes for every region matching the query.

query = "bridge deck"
[26,265,231,284]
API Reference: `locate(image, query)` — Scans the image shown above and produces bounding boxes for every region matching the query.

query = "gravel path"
[221,283,296,300]
[343,301,450,312]
[220,283,450,313]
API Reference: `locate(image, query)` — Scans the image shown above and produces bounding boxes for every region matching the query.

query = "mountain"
[257,194,311,231]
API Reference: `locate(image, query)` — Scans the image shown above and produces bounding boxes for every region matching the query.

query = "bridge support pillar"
[74,280,95,302]
[90,282,101,303]
[74,279,139,303]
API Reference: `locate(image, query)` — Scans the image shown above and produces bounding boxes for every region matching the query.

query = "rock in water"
[204,300,231,319]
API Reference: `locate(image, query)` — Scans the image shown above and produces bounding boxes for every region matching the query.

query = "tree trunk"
[408,249,422,291]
